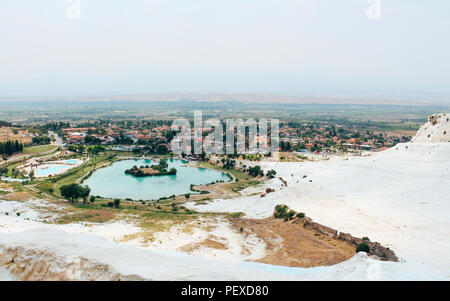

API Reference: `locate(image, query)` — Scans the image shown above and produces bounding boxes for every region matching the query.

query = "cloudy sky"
[1,0,449,99]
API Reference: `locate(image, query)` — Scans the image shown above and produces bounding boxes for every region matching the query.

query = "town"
[59,119,412,155]
[0,118,412,162]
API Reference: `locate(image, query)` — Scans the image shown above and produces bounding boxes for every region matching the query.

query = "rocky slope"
[411,113,450,143]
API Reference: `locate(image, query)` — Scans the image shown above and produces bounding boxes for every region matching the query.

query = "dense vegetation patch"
[356,243,370,253]
[0,140,23,157]
[125,159,177,177]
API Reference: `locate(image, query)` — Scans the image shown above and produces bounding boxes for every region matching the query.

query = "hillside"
[411,113,450,143]
[188,114,450,279]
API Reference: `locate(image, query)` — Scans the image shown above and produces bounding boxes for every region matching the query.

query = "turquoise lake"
[83,159,230,200]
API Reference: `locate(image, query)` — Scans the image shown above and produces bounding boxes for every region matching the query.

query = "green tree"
[356,243,370,253]
[266,169,276,178]
[0,166,8,176]
[113,199,121,208]
[247,165,264,177]
[59,184,90,203]
[156,144,169,154]
[29,170,35,182]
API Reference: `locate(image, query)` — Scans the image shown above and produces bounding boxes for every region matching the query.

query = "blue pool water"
[83,159,231,200]
[63,159,82,164]
[35,164,70,177]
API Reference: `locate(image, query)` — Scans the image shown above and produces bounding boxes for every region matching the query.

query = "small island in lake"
[125,159,177,177]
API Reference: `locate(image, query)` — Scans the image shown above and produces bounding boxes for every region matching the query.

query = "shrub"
[285,210,296,221]
[296,212,305,218]
[362,237,370,241]
[356,243,370,253]
[266,169,277,178]
[274,204,289,219]
[230,212,243,218]
[107,202,114,208]
[274,204,296,221]
[113,199,121,208]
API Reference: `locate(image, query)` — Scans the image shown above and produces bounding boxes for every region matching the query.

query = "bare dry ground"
[229,217,355,268]
[2,191,35,202]
[0,128,32,144]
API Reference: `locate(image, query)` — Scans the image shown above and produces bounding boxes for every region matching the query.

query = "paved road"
[48,131,64,147]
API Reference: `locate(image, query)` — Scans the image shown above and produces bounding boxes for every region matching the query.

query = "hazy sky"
[1,0,449,99]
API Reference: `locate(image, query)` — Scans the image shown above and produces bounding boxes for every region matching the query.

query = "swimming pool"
[62,159,82,164]
[35,164,71,177]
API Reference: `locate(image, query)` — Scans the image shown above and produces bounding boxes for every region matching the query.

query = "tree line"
[0,140,24,156]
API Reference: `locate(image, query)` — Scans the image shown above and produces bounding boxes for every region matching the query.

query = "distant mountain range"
[1,91,449,106]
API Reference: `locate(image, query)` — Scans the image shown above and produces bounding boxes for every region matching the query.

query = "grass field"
[6,161,25,178]
[23,144,57,154]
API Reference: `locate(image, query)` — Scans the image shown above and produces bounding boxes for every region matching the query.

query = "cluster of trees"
[0,120,12,127]
[273,204,305,221]
[246,165,264,177]
[125,159,177,177]
[127,144,169,155]
[221,158,236,169]
[155,144,169,154]
[59,184,123,209]
[266,169,277,178]
[32,135,50,145]
[280,141,292,151]
[84,135,102,145]
[159,158,168,168]
[0,166,8,175]
[68,145,86,154]
[87,145,105,155]
[0,140,23,157]
[107,199,121,208]
[60,183,91,203]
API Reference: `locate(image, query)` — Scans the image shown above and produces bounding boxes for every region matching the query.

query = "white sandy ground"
[0,198,141,241]
[1,114,449,280]
[0,267,17,280]
[0,198,267,262]
[0,228,442,280]
[0,192,442,280]
[142,216,268,262]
